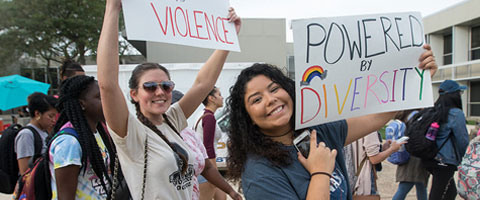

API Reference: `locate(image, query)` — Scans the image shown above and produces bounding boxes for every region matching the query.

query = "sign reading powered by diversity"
[121,0,240,52]
[292,12,433,129]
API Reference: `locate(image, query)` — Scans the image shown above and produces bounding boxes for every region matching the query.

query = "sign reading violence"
[292,12,433,129]
[121,0,240,51]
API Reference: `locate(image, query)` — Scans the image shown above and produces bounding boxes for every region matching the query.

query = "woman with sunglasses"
[96,0,241,199]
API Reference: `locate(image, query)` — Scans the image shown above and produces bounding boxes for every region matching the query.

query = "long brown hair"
[128,63,187,173]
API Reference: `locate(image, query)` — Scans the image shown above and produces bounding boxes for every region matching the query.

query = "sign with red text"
[121,0,240,51]
[292,12,433,129]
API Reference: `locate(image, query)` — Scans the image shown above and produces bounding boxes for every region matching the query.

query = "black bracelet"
[311,171,332,178]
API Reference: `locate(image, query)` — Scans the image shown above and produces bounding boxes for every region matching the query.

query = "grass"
[379,125,387,139]
[467,120,477,125]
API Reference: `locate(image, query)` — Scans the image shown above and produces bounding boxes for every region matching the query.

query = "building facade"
[132,18,288,68]
[424,0,480,118]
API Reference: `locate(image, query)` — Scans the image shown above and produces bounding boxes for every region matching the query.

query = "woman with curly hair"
[96,0,241,199]
[50,75,115,199]
[226,45,438,200]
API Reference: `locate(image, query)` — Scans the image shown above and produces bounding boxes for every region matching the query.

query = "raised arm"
[179,8,241,118]
[97,0,130,137]
[345,44,438,145]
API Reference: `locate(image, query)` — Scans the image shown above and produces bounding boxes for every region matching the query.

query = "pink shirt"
[180,128,208,200]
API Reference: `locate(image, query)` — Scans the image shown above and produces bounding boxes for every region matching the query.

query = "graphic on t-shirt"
[169,164,194,190]
[329,167,347,199]
[169,142,194,190]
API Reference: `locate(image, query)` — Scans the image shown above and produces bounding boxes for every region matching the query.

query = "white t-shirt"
[108,103,194,200]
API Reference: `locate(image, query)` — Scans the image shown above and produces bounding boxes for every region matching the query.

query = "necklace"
[265,128,293,138]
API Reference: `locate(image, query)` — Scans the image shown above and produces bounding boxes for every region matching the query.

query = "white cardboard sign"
[292,12,434,129]
[121,0,240,52]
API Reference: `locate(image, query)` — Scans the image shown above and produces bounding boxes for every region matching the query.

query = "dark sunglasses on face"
[142,81,175,93]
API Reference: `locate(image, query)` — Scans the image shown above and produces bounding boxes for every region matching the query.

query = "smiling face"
[244,75,293,136]
[130,69,172,119]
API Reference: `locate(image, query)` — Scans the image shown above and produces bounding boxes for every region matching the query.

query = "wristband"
[311,171,332,178]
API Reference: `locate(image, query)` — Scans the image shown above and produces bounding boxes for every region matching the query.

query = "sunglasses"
[142,81,175,93]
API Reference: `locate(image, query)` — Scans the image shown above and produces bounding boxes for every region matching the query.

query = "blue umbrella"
[0,74,50,111]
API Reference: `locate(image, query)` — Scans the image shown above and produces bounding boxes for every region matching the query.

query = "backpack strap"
[436,130,460,161]
[46,128,79,160]
[22,126,42,157]
[194,113,214,131]
[355,138,369,177]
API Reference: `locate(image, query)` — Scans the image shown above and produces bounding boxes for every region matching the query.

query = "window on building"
[287,56,295,80]
[471,26,480,60]
[470,81,480,116]
[443,34,453,65]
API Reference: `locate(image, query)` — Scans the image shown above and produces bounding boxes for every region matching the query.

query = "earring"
[81,106,85,111]
[36,116,40,121]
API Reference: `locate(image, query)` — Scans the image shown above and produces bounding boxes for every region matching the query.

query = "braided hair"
[54,75,115,198]
[129,63,188,174]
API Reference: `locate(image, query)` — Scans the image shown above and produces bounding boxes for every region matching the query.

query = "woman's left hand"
[227,7,241,34]
[419,44,438,78]
[229,190,243,200]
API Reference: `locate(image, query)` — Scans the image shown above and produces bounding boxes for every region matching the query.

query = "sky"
[229,0,465,42]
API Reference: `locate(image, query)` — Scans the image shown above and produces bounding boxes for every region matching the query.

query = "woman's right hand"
[297,130,337,175]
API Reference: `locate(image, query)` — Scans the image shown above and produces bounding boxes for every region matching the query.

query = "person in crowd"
[194,86,227,200]
[60,59,85,81]
[423,79,469,200]
[172,90,242,200]
[391,110,430,200]
[96,0,241,198]
[50,75,115,199]
[351,131,406,196]
[15,92,57,175]
[225,45,437,199]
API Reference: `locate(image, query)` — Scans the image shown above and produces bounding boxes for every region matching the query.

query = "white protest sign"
[121,0,240,52]
[292,12,433,130]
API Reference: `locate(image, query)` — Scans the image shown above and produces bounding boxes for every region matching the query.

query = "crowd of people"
[4,0,477,199]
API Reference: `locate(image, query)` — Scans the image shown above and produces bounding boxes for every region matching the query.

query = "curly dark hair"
[128,63,188,174]
[226,63,296,181]
[54,75,114,198]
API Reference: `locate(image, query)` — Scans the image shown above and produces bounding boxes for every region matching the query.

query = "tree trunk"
[78,45,86,65]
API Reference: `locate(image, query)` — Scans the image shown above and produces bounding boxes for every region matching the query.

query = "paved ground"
[0,162,463,200]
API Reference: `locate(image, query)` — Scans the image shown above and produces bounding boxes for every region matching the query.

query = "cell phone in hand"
[396,136,409,143]
[294,130,311,158]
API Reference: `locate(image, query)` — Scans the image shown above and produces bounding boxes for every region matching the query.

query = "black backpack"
[0,124,42,194]
[404,108,452,160]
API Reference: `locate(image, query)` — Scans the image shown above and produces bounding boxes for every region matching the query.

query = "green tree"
[0,0,106,67]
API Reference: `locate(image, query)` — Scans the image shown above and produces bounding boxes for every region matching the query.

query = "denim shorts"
[198,175,208,184]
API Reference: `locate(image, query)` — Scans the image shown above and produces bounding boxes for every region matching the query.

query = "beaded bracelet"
[311,171,332,178]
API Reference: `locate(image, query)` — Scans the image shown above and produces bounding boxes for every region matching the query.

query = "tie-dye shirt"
[49,122,111,200]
